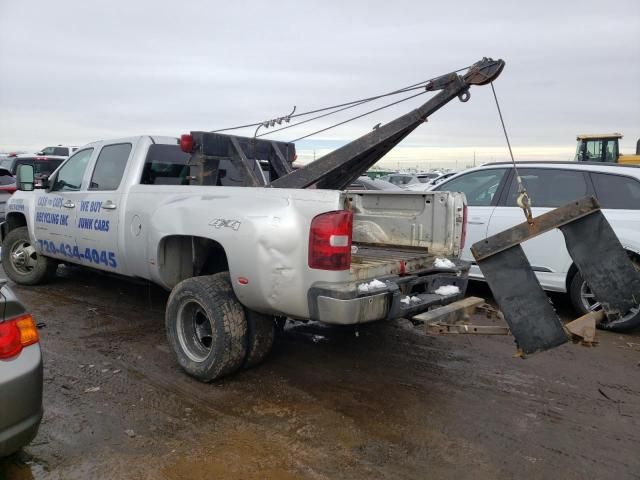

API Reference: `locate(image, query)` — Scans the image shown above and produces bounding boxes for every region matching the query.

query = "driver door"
[33,148,95,261]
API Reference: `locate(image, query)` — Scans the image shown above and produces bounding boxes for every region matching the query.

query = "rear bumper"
[0,409,42,457]
[0,345,44,457]
[308,261,470,325]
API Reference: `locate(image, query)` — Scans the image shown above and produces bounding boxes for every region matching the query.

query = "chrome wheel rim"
[10,240,38,274]
[579,257,639,313]
[579,281,601,312]
[176,299,214,363]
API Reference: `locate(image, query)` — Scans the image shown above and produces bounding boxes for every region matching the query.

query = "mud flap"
[471,197,640,355]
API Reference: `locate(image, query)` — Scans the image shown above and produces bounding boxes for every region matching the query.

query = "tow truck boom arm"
[270,57,505,190]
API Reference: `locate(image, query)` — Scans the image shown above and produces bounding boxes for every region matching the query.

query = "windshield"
[0,159,14,171]
[388,175,417,185]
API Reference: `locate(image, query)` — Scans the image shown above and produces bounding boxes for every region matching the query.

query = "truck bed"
[351,245,440,280]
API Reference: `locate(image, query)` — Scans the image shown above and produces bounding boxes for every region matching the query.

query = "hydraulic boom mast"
[184,58,504,190]
[270,57,505,190]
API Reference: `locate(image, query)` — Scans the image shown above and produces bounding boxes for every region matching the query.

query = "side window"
[435,169,508,206]
[141,145,191,185]
[591,173,640,209]
[51,149,94,192]
[505,169,589,208]
[89,143,132,191]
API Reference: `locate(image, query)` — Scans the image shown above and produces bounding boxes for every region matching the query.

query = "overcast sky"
[1,0,639,168]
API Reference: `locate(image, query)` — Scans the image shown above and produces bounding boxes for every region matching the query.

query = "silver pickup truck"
[1,135,467,380]
[0,59,511,380]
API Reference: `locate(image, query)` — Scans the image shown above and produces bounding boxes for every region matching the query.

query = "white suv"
[432,162,640,316]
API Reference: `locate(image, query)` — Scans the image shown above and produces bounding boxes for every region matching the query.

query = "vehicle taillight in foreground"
[180,134,195,153]
[308,210,353,270]
[0,186,17,194]
[460,203,468,250]
[0,314,39,360]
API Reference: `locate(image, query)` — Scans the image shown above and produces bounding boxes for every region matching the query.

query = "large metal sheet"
[560,211,640,323]
[475,244,568,354]
[473,196,640,344]
[472,196,600,261]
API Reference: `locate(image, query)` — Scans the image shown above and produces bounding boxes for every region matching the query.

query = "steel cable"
[209,64,472,135]
[490,81,533,224]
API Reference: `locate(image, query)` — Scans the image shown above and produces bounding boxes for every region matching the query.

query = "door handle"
[467,220,485,225]
[101,201,117,210]
[63,200,75,208]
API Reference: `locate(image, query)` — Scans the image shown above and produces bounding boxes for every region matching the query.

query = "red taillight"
[460,203,468,250]
[180,134,195,153]
[0,186,17,193]
[0,314,39,360]
[308,210,353,270]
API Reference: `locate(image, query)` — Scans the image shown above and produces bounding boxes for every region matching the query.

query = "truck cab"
[575,133,640,165]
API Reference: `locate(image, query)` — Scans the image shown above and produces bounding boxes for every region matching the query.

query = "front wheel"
[165,273,248,382]
[569,257,640,331]
[1,227,57,285]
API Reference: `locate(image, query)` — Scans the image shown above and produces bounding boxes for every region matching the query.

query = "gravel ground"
[1,266,639,480]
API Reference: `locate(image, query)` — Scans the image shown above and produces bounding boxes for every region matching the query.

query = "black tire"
[568,271,592,316]
[1,227,57,285]
[569,258,640,331]
[165,272,248,382]
[244,309,275,369]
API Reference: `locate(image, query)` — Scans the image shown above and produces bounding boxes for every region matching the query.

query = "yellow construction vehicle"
[575,133,640,164]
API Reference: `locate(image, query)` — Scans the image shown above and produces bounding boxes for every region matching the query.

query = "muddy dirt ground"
[0,265,639,480]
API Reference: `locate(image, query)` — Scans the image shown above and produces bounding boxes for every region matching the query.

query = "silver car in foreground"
[0,282,43,456]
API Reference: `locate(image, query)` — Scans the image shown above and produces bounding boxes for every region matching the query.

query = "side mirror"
[17,164,35,191]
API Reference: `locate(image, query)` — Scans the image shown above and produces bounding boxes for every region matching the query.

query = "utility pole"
[473,151,476,167]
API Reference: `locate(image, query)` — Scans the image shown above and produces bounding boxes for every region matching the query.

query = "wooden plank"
[413,296,484,324]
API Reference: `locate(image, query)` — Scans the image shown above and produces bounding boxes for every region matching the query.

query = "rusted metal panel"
[559,211,640,329]
[471,196,600,261]
[474,244,568,354]
[472,196,640,352]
